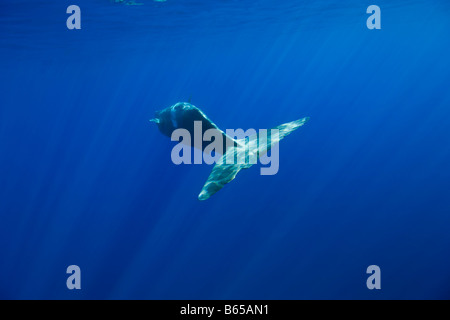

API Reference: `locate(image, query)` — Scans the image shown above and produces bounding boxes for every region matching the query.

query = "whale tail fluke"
[198,117,309,200]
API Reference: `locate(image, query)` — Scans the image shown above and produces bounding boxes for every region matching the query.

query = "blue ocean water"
[0,0,449,300]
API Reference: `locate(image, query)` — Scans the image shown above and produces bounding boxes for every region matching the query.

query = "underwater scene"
[0,0,450,299]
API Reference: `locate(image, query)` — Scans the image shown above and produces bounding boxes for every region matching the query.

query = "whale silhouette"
[151,102,309,200]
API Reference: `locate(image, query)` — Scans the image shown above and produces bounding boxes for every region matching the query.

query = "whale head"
[150,108,177,137]
[151,102,194,137]
[150,110,162,124]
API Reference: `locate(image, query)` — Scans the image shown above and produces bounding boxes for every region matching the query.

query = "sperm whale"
[151,102,309,200]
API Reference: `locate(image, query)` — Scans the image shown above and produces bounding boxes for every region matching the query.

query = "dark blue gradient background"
[0,0,449,299]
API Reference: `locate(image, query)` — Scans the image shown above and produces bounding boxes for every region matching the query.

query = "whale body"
[151,102,309,200]
[151,102,238,154]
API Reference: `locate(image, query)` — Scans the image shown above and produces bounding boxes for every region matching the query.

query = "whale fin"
[198,117,309,200]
